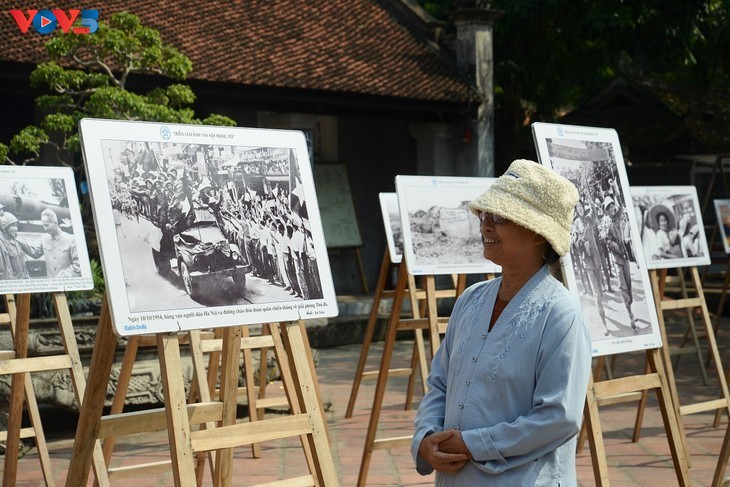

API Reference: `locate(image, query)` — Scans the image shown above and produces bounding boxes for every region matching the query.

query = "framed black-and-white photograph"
[378,193,403,264]
[0,165,93,294]
[714,199,730,254]
[79,119,337,336]
[533,122,661,357]
[395,175,501,276]
[632,186,710,269]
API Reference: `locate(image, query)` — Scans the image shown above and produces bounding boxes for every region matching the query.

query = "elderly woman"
[412,159,592,486]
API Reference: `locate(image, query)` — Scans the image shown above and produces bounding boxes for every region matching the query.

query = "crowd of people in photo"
[568,173,641,337]
[0,202,81,280]
[109,146,323,302]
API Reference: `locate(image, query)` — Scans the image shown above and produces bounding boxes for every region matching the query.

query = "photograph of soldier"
[40,208,81,278]
[632,186,710,269]
[102,139,325,313]
[543,138,653,341]
[0,178,80,282]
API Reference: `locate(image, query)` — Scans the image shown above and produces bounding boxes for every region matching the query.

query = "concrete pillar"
[452,1,502,177]
[409,123,454,176]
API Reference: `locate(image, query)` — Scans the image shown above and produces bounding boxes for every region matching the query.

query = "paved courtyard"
[3,311,730,486]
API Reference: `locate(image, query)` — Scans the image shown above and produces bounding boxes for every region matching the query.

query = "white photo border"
[79,118,338,336]
[532,122,662,357]
[714,199,730,254]
[0,165,93,294]
[395,175,501,276]
[631,186,710,269]
[378,192,403,264]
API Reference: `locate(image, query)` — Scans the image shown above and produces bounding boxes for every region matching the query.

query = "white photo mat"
[631,186,710,269]
[395,175,501,276]
[79,119,338,336]
[714,199,730,254]
[378,192,403,264]
[532,122,662,357]
[0,165,93,294]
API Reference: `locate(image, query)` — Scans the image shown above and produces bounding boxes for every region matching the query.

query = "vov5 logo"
[10,9,99,35]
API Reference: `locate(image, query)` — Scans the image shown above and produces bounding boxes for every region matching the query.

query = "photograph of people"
[40,208,81,278]
[538,137,654,343]
[0,176,86,286]
[412,159,591,486]
[632,187,710,269]
[0,213,43,279]
[103,139,325,312]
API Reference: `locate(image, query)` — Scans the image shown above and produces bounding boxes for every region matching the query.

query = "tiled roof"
[0,1,473,104]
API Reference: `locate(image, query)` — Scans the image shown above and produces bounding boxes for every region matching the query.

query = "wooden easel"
[66,297,339,487]
[715,416,730,486]
[346,248,465,418]
[1,292,107,486]
[583,346,692,485]
[633,268,730,443]
[355,262,467,487]
[190,325,290,458]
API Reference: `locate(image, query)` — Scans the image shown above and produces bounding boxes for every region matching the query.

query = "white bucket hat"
[469,159,579,256]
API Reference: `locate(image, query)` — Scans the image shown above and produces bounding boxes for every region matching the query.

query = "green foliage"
[2,11,235,168]
[0,11,236,312]
[9,126,49,158]
[418,0,730,163]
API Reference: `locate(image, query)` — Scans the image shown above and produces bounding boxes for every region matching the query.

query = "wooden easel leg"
[268,322,317,478]
[424,275,441,356]
[1,294,55,486]
[2,294,33,487]
[584,375,610,486]
[188,330,216,486]
[408,274,429,395]
[281,322,339,486]
[646,271,692,465]
[241,326,262,458]
[157,332,197,487]
[648,348,692,486]
[354,247,369,294]
[100,335,139,467]
[357,264,408,487]
[212,326,242,487]
[257,323,271,419]
[632,358,651,443]
[346,250,392,418]
[20,373,55,485]
[297,320,331,439]
[676,270,710,384]
[404,336,420,410]
[52,293,109,486]
[65,297,118,487]
[714,419,730,487]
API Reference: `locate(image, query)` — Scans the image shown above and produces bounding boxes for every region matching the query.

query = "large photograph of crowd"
[395,176,501,276]
[631,186,710,269]
[0,166,92,294]
[80,119,337,334]
[533,123,661,357]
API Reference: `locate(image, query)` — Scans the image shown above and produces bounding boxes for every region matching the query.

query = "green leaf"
[203,114,237,127]
[9,126,49,157]
[0,143,9,163]
[42,114,76,134]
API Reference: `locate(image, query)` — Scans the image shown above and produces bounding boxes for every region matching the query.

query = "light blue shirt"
[412,266,591,486]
